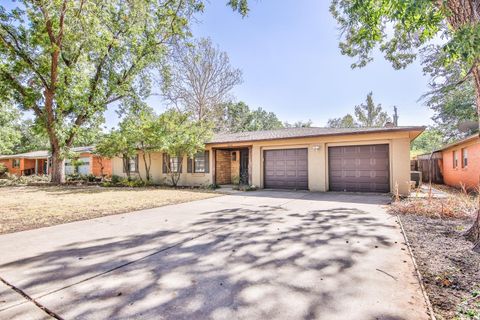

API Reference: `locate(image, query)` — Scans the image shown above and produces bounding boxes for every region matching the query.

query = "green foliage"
[422,46,478,141]
[220,101,284,132]
[156,110,213,186]
[0,163,7,176]
[0,101,21,154]
[327,93,392,128]
[327,114,357,128]
[284,120,313,128]
[411,128,444,156]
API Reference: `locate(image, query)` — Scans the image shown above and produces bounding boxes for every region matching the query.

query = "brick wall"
[91,155,112,177]
[216,150,232,184]
[231,151,240,182]
[442,139,480,190]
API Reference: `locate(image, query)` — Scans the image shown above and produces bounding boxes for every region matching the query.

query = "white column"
[46,157,50,176]
[35,159,38,175]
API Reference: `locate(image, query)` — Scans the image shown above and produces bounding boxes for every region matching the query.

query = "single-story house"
[112,126,424,195]
[436,134,479,190]
[0,146,112,177]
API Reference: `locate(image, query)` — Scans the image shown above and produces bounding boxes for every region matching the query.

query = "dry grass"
[0,186,219,234]
[390,185,478,219]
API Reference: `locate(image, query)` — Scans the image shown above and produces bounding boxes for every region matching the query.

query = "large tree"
[0,1,239,184]
[162,38,243,122]
[330,0,480,250]
[327,114,357,128]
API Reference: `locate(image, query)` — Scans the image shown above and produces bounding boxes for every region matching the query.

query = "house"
[436,134,480,190]
[0,146,112,177]
[111,126,425,195]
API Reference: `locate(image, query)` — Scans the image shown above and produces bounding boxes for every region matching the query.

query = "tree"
[96,129,137,180]
[330,0,480,249]
[422,47,478,141]
[410,128,444,157]
[0,1,209,183]
[327,93,392,128]
[354,92,392,127]
[156,110,212,186]
[327,114,356,128]
[284,120,313,128]
[220,101,284,132]
[162,38,243,122]
[0,101,21,154]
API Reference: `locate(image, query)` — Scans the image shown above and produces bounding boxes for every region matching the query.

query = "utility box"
[411,171,422,188]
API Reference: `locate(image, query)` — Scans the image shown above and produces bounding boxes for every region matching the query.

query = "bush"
[389,191,478,219]
[0,163,7,176]
[102,175,149,187]
[0,174,50,186]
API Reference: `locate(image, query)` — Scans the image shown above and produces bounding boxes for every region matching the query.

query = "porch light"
[312,145,321,152]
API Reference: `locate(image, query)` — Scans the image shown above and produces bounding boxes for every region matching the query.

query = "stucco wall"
[442,139,480,190]
[111,131,415,194]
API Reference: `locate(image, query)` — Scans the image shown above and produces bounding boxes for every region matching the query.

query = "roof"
[208,126,425,144]
[0,146,95,159]
[434,134,479,152]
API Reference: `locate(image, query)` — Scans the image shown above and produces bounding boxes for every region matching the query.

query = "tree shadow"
[0,204,413,319]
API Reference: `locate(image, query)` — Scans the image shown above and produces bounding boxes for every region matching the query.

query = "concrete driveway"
[0,191,429,320]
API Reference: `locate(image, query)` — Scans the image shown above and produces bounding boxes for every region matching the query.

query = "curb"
[397,215,436,320]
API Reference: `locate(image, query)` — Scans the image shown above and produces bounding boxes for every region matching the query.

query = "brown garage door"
[264,148,308,190]
[328,144,389,193]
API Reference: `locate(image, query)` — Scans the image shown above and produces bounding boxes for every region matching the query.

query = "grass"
[390,185,478,219]
[0,185,219,234]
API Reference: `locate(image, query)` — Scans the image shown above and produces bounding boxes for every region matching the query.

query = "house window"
[462,148,468,168]
[124,156,138,173]
[453,150,458,168]
[12,159,20,168]
[194,152,206,173]
[170,157,181,173]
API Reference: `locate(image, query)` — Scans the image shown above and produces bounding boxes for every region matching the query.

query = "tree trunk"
[50,147,65,184]
[122,155,131,179]
[465,67,480,251]
[142,152,151,182]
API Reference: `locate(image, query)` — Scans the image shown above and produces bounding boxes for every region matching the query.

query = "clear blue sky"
[104,1,433,127]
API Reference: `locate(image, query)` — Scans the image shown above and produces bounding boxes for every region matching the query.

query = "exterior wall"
[111,152,213,187]
[0,159,21,175]
[110,131,415,194]
[442,139,480,190]
[231,151,240,182]
[91,155,112,177]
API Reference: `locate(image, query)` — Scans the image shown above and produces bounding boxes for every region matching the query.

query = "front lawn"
[0,186,219,234]
[391,187,480,319]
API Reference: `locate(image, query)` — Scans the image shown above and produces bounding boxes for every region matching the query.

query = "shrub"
[389,190,478,219]
[0,163,7,176]
[0,174,50,186]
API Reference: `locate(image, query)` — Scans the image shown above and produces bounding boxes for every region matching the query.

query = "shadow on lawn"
[0,204,398,319]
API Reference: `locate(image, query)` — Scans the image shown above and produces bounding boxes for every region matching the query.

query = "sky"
[99,1,433,128]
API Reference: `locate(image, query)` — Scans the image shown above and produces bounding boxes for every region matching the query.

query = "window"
[124,156,138,173]
[462,148,468,168]
[194,152,206,173]
[453,150,459,168]
[170,157,181,173]
[12,159,20,168]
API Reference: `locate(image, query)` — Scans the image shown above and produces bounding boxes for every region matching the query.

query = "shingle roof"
[434,133,479,152]
[208,126,425,144]
[0,146,95,159]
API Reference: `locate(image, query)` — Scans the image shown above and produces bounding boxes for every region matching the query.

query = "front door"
[240,149,249,185]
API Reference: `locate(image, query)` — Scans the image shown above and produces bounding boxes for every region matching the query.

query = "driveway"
[0,191,429,320]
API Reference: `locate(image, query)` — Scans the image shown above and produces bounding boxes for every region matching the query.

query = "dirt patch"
[400,215,480,319]
[0,186,219,234]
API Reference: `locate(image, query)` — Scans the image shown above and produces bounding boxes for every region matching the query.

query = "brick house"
[0,146,112,177]
[438,134,480,190]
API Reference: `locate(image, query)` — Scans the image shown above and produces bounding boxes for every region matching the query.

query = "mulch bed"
[400,215,480,319]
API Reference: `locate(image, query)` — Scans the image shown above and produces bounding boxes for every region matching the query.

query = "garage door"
[328,144,389,193]
[264,148,308,190]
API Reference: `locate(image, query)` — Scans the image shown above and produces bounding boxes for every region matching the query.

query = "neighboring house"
[112,126,424,195]
[437,134,480,190]
[0,146,112,177]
